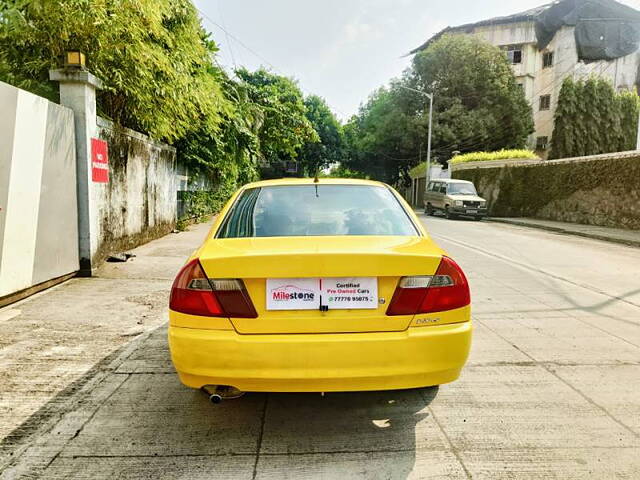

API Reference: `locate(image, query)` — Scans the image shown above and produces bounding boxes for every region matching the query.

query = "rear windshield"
[217,185,418,238]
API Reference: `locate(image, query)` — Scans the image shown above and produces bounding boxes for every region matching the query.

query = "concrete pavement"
[1,215,640,479]
[0,222,209,468]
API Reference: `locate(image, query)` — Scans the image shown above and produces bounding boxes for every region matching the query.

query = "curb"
[488,218,640,249]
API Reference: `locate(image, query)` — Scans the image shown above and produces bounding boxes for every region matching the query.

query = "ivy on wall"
[550,78,640,159]
[454,155,640,230]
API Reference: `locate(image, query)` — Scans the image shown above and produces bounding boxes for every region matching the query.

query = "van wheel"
[425,204,434,216]
[445,207,456,220]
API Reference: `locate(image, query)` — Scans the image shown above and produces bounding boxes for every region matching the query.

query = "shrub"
[450,149,537,164]
[177,187,234,222]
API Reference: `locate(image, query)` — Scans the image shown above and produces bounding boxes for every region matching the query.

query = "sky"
[194,0,640,120]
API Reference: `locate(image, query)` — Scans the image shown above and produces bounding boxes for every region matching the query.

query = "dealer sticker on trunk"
[266,278,378,311]
[322,277,377,310]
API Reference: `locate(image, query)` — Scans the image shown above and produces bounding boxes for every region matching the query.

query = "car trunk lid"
[198,236,444,334]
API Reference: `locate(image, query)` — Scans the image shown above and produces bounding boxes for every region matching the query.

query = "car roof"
[433,179,472,184]
[241,178,389,189]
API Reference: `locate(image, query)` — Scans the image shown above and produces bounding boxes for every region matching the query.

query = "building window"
[542,51,554,68]
[536,136,549,150]
[539,94,551,111]
[505,45,522,64]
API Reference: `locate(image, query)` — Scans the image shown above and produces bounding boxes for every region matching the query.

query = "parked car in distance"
[168,178,472,397]
[424,179,487,220]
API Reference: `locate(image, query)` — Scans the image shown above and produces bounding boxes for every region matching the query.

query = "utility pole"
[426,92,433,190]
[417,143,422,206]
[397,85,434,202]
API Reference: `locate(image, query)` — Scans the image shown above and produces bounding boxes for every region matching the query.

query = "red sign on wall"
[91,138,109,183]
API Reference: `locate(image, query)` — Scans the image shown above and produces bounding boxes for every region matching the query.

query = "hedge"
[450,149,537,164]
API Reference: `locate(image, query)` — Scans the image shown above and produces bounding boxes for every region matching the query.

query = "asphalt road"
[2,215,639,479]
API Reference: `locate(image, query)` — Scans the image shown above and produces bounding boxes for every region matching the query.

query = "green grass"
[450,149,537,164]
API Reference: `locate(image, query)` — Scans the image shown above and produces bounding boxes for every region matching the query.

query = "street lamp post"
[398,85,434,203]
[425,92,433,190]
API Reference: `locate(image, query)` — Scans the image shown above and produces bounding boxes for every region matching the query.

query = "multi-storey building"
[411,0,640,156]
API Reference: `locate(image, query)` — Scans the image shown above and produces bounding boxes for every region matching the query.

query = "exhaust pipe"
[201,385,244,404]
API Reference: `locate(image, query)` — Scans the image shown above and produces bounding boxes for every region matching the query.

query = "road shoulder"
[489,217,640,248]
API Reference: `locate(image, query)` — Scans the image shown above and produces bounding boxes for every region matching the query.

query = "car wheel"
[425,204,434,216]
[445,207,456,220]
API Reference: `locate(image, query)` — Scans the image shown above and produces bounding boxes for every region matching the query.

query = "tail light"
[170,259,257,318]
[386,256,470,316]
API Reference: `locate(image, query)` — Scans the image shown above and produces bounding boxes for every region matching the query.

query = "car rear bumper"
[168,322,472,392]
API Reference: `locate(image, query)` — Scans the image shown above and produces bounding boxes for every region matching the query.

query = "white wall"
[0,81,78,299]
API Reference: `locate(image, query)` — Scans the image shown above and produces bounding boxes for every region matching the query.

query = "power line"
[215,0,237,70]
[195,6,357,121]
[196,7,277,72]
[422,54,617,156]
[196,6,618,163]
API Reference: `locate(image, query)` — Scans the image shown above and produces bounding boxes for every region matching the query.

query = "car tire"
[425,204,434,216]
[445,207,456,220]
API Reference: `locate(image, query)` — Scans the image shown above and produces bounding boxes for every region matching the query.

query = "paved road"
[2,215,639,479]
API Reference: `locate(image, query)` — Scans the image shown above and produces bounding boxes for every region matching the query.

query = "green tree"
[342,82,422,183]
[549,78,579,158]
[411,34,533,158]
[175,72,262,193]
[550,77,639,159]
[235,68,318,177]
[0,0,227,143]
[343,34,533,183]
[299,95,344,176]
[618,90,640,152]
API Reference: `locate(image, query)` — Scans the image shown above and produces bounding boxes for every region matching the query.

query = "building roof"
[410,3,553,54]
[410,0,640,56]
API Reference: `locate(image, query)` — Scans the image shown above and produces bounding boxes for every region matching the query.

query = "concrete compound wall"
[92,118,177,263]
[452,151,640,229]
[0,81,79,300]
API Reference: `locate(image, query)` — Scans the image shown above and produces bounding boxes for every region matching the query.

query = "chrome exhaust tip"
[201,385,244,404]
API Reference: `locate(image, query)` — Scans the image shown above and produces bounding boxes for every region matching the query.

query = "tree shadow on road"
[245,386,440,479]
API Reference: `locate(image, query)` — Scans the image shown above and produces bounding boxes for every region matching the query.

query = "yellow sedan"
[169,178,471,395]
